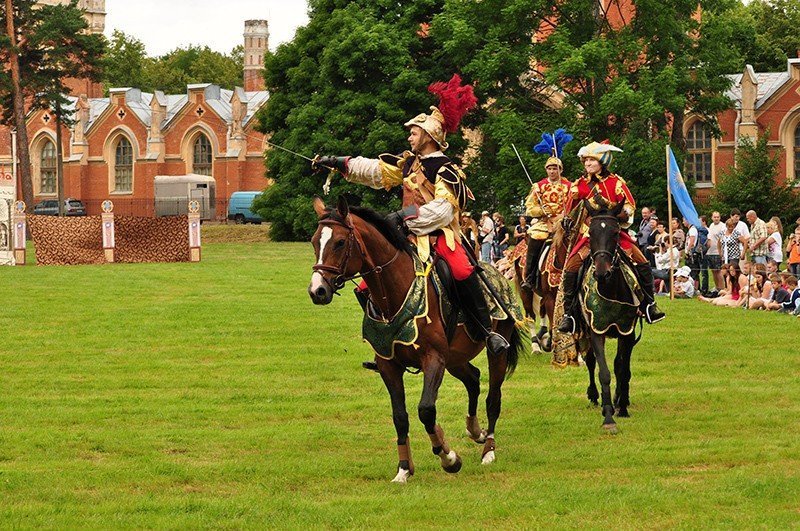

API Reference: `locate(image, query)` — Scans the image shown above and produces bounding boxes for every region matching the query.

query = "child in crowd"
[747,269,772,309]
[760,273,792,311]
[780,275,800,314]
[699,262,747,307]
[673,267,695,298]
[786,227,800,276]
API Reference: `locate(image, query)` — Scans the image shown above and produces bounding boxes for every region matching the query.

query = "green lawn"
[1,241,799,528]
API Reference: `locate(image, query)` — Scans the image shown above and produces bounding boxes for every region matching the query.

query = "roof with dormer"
[725,59,800,110]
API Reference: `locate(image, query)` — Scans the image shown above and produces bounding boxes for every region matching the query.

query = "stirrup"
[643,302,665,324]
[486,332,510,356]
[362,360,380,373]
[557,315,576,334]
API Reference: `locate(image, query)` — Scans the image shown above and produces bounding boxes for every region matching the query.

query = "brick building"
[685,59,800,201]
[0,1,271,218]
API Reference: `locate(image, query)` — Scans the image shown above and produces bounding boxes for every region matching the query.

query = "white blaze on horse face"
[310,226,333,292]
[601,222,607,228]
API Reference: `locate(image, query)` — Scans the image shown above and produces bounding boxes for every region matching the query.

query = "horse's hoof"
[602,423,618,435]
[617,409,629,418]
[481,450,496,465]
[391,467,411,483]
[442,453,462,474]
[465,428,487,444]
[588,400,599,407]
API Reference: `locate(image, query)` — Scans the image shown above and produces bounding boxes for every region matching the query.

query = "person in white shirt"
[765,219,783,268]
[729,208,750,266]
[652,241,680,293]
[479,211,495,263]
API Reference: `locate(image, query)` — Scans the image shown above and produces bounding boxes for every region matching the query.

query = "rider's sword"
[511,143,534,186]
[264,139,337,195]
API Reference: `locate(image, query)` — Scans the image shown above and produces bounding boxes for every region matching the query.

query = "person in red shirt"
[557,141,666,333]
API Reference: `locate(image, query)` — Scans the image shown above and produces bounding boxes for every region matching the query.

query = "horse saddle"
[579,258,643,336]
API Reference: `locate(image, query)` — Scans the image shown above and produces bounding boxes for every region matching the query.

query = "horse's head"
[586,199,625,281]
[309,196,364,305]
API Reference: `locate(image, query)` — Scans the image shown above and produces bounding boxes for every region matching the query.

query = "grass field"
[1,239,799,528]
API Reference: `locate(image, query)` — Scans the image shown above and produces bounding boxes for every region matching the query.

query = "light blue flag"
[667,146,701,228]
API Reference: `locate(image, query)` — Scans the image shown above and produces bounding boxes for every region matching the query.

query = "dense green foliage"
[0,0,105,124]
[709,132,800,225]
[723,0,800,72]
[253,0,450,241]
[1,239,799,526]
[103,30,243,94]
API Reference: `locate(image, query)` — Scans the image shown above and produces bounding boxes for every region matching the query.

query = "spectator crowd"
[461,206,800,317]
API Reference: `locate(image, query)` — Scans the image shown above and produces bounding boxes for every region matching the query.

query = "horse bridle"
[589,214,622,270]
[312,214,401,295]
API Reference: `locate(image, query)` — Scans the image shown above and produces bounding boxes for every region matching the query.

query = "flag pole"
[666,145,675,300]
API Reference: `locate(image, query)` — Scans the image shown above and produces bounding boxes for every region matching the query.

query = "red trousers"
[434,237,475,281]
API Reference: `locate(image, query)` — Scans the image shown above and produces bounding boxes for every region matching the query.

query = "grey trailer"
[154,174,216,220]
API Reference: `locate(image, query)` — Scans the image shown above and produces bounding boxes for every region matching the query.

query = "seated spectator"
[786,226,800,276]
[670,218,685,251]
[747,269,773,309]
[761,273,791,311]
[699,262,747,307]
[779,275,800,314]
[673,266,695,298]
[766,220,783,270]
[652,241,680,293]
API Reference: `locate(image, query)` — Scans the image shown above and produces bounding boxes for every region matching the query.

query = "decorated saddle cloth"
[361,255,525,360]
[579,261,643,336]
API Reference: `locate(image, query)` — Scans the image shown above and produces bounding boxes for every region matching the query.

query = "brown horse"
[308,196,527,483]
[514,227,571,353]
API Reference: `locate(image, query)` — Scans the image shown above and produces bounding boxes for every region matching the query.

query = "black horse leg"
[418,356,461,473]
[585,350,599,406]
[589,331,616,430]
[614,334,634,417]
[377,359,414,483]
[447,363,486,443]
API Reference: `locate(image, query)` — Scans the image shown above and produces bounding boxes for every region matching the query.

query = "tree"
[103,36,244,94]
[726,0,800,72]
[0,0,105,210]
[254,0,453,241]
[709,132,799,226]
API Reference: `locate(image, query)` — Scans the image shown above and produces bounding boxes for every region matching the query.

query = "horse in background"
[308,196,529,482]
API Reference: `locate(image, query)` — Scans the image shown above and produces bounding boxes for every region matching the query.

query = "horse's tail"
[504,318,532,377]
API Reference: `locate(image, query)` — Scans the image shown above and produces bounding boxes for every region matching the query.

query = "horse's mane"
[326,206,413,255]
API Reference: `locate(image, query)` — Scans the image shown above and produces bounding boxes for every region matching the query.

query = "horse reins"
[312,214,402,317]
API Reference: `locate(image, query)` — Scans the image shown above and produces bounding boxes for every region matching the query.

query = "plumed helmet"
[404,74,477,151]
[577,141,623,168]
[533,128,573,171]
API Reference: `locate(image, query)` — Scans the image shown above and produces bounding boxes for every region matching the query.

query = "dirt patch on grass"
[202,223,271,244]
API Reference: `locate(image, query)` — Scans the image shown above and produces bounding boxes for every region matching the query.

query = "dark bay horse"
[574,201,640,433]
[308,196,526,483]
[514,227,570,353]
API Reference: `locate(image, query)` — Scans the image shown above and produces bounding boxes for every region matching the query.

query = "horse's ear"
[611,198,626,217]
[313,196,327,218]
[337,194,349,218]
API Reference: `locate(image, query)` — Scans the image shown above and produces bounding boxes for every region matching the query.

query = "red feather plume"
[428,74,478,133]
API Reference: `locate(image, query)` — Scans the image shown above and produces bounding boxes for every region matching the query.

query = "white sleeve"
[406,198,455,236]
[344,157,382,189]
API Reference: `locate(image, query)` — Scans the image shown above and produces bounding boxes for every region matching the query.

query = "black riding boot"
[520,238,544,290]
[457,272,510,356]
[557,270,580,334]
[635,263,666,324]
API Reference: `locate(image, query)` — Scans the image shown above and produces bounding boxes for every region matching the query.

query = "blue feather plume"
[533,128,573,159]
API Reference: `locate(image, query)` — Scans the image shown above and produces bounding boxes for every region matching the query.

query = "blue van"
[227,191,264,224]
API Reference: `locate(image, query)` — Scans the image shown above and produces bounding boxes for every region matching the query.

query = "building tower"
[243,20,269,92]
[36,0,106,34]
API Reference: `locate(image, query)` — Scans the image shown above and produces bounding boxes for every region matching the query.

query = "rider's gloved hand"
[386,205,419,233]
[312,156,349,174]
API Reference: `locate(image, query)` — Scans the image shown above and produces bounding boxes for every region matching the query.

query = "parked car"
[227,191,263,224]
[33,198,87,216]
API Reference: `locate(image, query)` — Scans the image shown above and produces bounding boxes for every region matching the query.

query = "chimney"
[243,19,269,92]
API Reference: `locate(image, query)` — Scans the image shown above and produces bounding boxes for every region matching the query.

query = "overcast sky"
[104,0,310,56]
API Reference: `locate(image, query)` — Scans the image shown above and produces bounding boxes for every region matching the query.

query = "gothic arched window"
[193,134,213,176]
[40,140,57,194]
[114,136,133,192]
